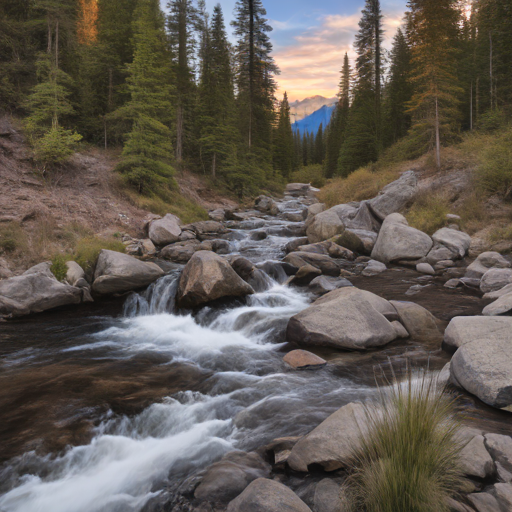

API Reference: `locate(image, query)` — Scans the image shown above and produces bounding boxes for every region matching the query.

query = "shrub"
[345,368,467,512]
[50,254,69,281]
[73,237,125,271]
[406,193,450,235]
[289,165,326,189]
[33,126,82,165]
[0,223,28,254]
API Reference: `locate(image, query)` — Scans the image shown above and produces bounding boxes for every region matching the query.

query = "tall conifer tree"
[273,92,294,178]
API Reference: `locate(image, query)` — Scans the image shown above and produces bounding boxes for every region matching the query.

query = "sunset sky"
[161,0,408,102]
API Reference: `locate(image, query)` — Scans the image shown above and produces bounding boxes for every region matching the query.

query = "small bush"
[50,254,69,281]
[345,368,467,512]
[318,167,399,207]
[476,108,508,133]
[0,223,28,254]
[406,194,450,235]
[289,165,326,189]
[73,237,125,271]
[33,126,82,165]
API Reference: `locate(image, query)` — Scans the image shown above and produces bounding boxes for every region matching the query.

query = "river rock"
[339,229,377,255]
[194,451,271,504]
[306,203,326,224]
[23,261,54,278]
[287,402,367,472]
[391,321,409,338]
[183,220,228,241]
[345,201,381,233]
[468,492,502,512]
[161,240,200,263]
[199,239,232,255]
[362,260,387,276]
[309,276,352,295]
[459,435,495,479]
[427,244,458,265]
[286,183,313,198]
[492,483,512,510]
[226,478,312,512]
[283,350,327,369]
[284,252,341,277]
[306,209,345,244]
[209,208,226,222]
[314,479,344,512]
[287,287,397,350]
[482,292,512,316]
[444,316,512,351]
[65,260,87,287]
[416,262,435,275]
[432,228,471,259]
[148,214,181,246]
[0,271,83,317]
[484,434,512,474]
[466,251,511,279]
[480,268,512,294]
[92,250,164,295]
[285,237,310,253]
[484,283,512,300]
[389,300,441,342]
[368,171,417,220]
[451,332,512,409]
[177,251,254,308]
[371,213,433,264]
[255,195,277,213]
[290,264,322,286]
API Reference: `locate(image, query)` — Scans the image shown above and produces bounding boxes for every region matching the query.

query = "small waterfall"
[123,272,180,318]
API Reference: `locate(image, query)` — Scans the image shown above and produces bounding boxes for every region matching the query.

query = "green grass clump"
[50,254,69,281]
[0,223,28,254]
[73,237,125,271]
[289,165,326,189]
[345,369,468,512]
[406,193,450,235]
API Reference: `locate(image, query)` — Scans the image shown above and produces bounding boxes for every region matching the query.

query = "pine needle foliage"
[345,368,468,512]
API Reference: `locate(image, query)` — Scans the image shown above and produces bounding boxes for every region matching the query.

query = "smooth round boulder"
[306,209,345,244]
[432,228,471,259]
[371,213,433,264]
[444,316,512,351]
[177,251,254,308]
[148,214,181,246]
[389,300,441,342]
[483,292,512,316]
[226,478,312,512]
[362,260,387,276]
[92,250,164,295]
[368,171,417,220]
[480,268,512,294]
[416,262,435,275]
[283,350,327,369]
[160,240,200,263]
[466,251,511,279]
[286,287,398,350]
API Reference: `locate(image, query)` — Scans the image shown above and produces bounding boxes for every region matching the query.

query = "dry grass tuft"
[405,193,450,235]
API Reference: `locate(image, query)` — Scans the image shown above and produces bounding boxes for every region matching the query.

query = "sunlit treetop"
[77,0,99,44]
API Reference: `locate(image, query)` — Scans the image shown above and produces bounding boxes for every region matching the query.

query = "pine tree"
[338,1,384,176]
[232,0,279,180]
[273,92,294,178]
[406,0,462,167]
[197,3,238,180]
[324,52,351,178]
[113,0,175,193]
[383,28,413,146]
[314,123,324,165]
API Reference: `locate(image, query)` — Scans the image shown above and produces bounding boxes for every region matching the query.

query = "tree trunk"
[435,96,441,169]
[176,0,188,164]
[176,105,184,165]
[212,152,216,178]
[55,18,59,69]
[374,0,381,155]
[248,0,254,149]
[47,18,52,54]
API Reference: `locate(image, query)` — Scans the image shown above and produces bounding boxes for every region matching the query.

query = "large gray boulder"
[194,451,271,504]
[0,269,82,317]
[345,201,381,232]
[466,251,511,280]
[368,171,417,220]
[148,214,181,246]
[459,435,495,479]
[284,251,342,277]
[389,300,442,342]
[92,250,164,295]
[306,209,345,244]
[444,316,512,351]
[480,268,512,294]
[160,240,200,263]
[450,323,512,409]
[432,228,471,259]
[483,292,512,316]
[371,213,433,264]
[226,478,312,512]
[286,287,398,350]
[483,283,512,300]
[287,402,367,472]
[484,434,512,475]
[177,251,254,308]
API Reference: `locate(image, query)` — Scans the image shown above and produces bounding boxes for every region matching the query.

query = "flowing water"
[0,196,510,512]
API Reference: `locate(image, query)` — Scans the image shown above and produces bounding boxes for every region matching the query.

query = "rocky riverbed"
[1,178,512,512]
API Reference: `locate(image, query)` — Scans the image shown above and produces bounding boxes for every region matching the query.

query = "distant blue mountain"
[292,104,336,136]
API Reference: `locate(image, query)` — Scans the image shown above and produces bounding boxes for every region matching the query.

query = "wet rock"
[0,271,83,317]
[199,239,232,255]
[484,434,512,474]
[286,183,315,198]
[460,277,482,289]
[283,350,327,369]
[432,228,471,259]
[459,435,495,479]
[178,230,197,242]
[250,230,267,241]
[183,220,228,241]
[284,252,341,277]
[480,268,512,294]
[255,195,277,213]
[306,209,345,244]
[161,240,200,263]
[148,214,182,246]
[296,241,354,261]
[287,402,367,472]
[368,171,417,220]
[256,261,297,283]
[286,211,307,222]
[92,250,164,295]
[417,262,435,275]
[285,237,309,253]
[466,251,511,280]
[209,208,226,222]
[468,492,501,512]
[177,251,254,308]
[362,260,387,276]
[451,326,512,409]
[314,479,345,512]
[389,300,441,342]
[371,213,433,264]
[444,316,512,351]
[264,436,301,465]
[306,203,326,224]
[194,451,271,504]
[287,287,397,350]
[444,279,462,289]
[309,276,352,295]
[482,292,512,316]
[226,478,312,512]
[290,264,322,286]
